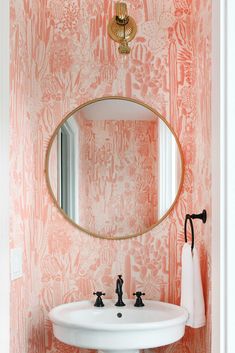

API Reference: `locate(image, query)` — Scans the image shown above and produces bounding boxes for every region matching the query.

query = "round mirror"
[46,97,184,239]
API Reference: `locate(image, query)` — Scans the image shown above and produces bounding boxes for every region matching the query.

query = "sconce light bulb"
[116,2,128,19]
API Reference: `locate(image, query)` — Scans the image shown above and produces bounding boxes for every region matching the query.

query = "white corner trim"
[0,1,10,352]
[218,0,226,352]
[225,1,235,353]
[212,0,222,352]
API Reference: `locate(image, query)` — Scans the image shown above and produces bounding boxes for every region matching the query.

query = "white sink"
[49,299,188,353]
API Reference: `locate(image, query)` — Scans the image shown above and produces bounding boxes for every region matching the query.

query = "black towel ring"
[184,210,207,251]
[184,215,195,251]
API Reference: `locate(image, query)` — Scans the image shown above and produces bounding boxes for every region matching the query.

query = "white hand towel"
[180,243,194,325]
[180,243,206,328]
[192,247,206,327]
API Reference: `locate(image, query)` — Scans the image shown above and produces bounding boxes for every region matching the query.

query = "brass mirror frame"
[45,96,185,240]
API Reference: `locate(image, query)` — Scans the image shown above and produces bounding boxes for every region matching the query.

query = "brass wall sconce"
[108,2,137,54]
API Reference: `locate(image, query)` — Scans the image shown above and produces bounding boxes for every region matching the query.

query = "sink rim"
[49,299,188,331]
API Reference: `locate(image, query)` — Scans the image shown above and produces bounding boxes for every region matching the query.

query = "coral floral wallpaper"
[78,118,158,237]
[10,0,211,353]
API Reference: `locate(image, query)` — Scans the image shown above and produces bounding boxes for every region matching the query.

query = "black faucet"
[115,275,125,306]
[93,291,105,307]
[133,291,145,307]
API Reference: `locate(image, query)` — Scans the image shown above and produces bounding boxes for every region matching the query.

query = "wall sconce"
[108,2,137,54]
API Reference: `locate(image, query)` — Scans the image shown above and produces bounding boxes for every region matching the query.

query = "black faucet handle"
[133,292,145,307]
[93,291,105,307]
[133,291,145,297]
[93,291,106,297]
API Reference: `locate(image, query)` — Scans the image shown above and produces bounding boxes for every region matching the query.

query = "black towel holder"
[184,210,207,250]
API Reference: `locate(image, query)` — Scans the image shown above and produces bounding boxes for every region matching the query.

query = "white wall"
[0,1,10,352]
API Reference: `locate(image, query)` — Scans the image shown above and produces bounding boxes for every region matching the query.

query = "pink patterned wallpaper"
[10,1,211,353]
[78,118,158,237]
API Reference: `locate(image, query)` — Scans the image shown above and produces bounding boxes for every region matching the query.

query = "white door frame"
[0,1,10,352]
[213,1,235,353]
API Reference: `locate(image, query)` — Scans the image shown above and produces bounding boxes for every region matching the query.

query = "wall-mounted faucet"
[115,275,125,306]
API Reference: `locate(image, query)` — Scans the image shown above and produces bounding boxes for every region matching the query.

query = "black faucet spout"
[115,275,125,306]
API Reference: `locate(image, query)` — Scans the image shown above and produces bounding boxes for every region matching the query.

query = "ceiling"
[75,99,157,121]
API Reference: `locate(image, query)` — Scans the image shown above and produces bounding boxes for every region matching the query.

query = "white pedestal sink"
[49,299,188,353]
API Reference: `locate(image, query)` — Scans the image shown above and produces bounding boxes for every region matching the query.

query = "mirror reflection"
[47,98,183,239]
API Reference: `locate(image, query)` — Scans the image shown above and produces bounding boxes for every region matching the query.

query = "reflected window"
[57,120,79,222]
[159,121,177,218]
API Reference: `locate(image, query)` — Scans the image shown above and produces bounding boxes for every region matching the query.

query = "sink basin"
[49,299,188,353]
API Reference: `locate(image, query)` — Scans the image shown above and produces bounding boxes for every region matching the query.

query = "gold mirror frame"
[45,96,185,240]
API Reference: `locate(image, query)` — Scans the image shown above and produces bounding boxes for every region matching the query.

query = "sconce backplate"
[108,16,137,43]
